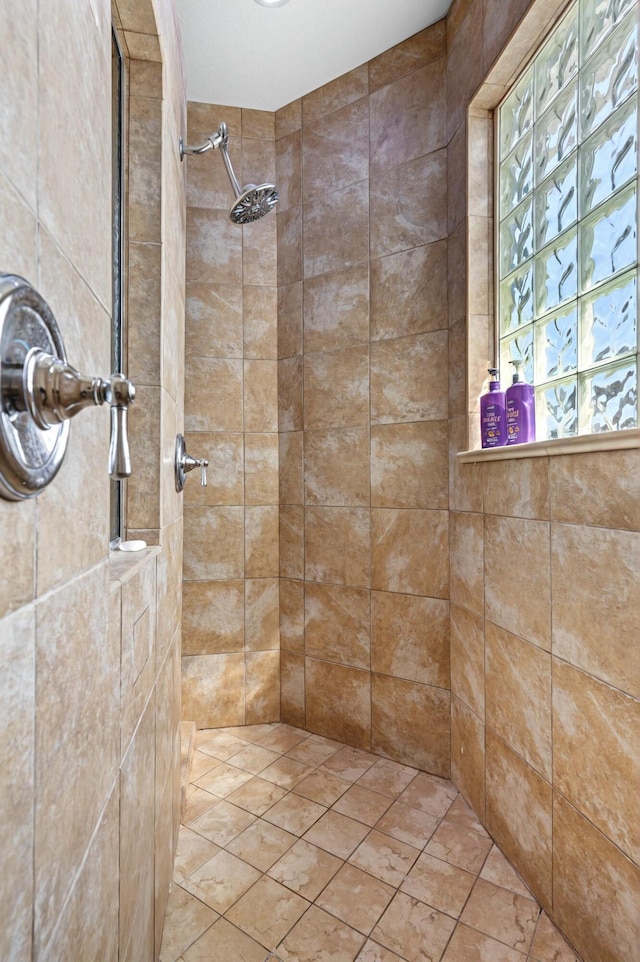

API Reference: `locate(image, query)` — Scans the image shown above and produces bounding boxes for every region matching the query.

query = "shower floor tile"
[160,724,583,962]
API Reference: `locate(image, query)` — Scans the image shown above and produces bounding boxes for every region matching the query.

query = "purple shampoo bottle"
[480,368,507,448]
[506,359,536,444]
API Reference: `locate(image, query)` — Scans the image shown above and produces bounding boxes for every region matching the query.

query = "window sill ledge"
[457,427,640,463]
[110,544,161,586]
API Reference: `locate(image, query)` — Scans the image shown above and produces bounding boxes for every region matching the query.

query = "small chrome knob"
[175,434,208,492]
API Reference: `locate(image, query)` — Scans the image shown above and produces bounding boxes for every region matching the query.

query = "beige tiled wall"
[182,104,281,727]
[0,0,186,958]
[276,23,452,776]
[447,1,640,960]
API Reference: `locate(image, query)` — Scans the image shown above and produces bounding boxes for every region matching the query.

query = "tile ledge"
[109,544,161,585]
[457,428,640,463]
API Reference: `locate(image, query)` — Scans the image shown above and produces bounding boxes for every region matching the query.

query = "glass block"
[535,304,578,381]
[580,269,637,365]
[534,81,578,184]
[579,356,637,430]
[500,263,534,334]
[500,327,534,387]
[500,66,534,159]
[535,228,578,315]
[499,197,533,278]
[535,156,577,247]
[580,0,636,61]
[536,6,578,116]
[580,95,637,216]
[536,376,578,439]
[500,133,533,217]
[579,10,637,140]
[579,184,637,292]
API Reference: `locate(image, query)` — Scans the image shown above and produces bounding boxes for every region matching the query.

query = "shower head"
[180,121,279,224]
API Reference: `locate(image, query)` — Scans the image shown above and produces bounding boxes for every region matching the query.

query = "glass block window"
[497,0,638,439]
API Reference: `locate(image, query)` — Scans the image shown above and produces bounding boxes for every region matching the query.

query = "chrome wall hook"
[0,273,135,500]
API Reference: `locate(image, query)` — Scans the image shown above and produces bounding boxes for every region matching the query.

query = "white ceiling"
[177,0,452,112]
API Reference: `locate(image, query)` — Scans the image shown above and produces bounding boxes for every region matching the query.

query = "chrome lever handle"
[175,434,208,492]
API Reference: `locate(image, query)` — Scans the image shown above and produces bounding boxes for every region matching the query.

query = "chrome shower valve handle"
[0,273,136,500]
[22,350,135,480]
[174,434,208,492]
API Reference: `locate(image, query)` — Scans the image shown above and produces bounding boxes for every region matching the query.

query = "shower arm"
[179,122,243,198]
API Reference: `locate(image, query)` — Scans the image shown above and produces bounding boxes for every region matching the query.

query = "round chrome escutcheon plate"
[0,274,69,500]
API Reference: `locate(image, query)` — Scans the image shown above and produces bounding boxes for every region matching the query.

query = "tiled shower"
[0,0,637,960]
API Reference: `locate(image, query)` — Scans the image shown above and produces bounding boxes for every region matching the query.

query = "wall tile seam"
[549,780,639,872]
[549,652,640,706]
[35,221,113,318]
[32,555,110,608]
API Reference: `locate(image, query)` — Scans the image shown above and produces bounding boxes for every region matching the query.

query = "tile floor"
[160,723,582,962]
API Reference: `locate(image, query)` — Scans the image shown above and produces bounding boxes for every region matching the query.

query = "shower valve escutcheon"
[0,273,136,501]
[175,434,208,492]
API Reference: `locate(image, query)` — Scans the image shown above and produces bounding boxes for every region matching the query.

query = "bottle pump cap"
[510,359,523,383]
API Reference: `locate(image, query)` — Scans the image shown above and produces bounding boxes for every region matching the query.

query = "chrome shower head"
[180,121,279,224]
[229,184,279,224]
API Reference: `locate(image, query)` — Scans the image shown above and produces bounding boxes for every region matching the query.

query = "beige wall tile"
[186,207,242,285]
[279,432,304,505]
[35,564,118,955]
[129,98,162,243]
[0,166,37,282]
[120,697,155,962]
[371,332,449,424]
[303,98,369,204]
[306,659,371,749]
[245,578,280,651]
[370,151,447,258]
[483,457,550,520]
[242,205,277,286]
[245,433,279,505]
[276,130,302,212]
[45,785,119,962]
[372,591,449,688]
[127,385,162,531]
[449,417,484,514]
[243,285,278,359]
[277,206,303,286]
[550,449,640,531]
[304,265,370,353]
[369,22,446,91]
[0,605,35,962]
[372,674,450,777]
[279,505,304,580]
[246,651,280,724]
[185,282,243,358]
[186,143,235,210]
[551,523,640,697]
[0,498,35,618]
[446,0,484,140]
[302,64,369,125]
[553,793,640,962]
[244,360,278,433]
[304,346,369,429]
[449,512,484,615]
[485,515,551,650]
[372,508,449,598]
[184,357,243,432]
[182,653,246,728]
[305,506,370,588]
[182,580,245,655]
[183,506,244,580]
[303,180,369,279]
[370,241,448,342]
[276,98,301,139]
[371,422,448,510]
[305,583,370,670]
[450,603,485,717]
[553,660,639,863]
[0,1,37,209]
[281,651,305,727]
[278,281,303,358]
[184,433,243,506]
[245,505,279,578]
[486,622,552,780]
[280,579,305,653]
[451,696,485,823]
[242,108,275,140]
[278,356,303,432]
[304,427,370,507]
[128,242,161,383]
[486,730,552,911]
[369,60,446,170]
